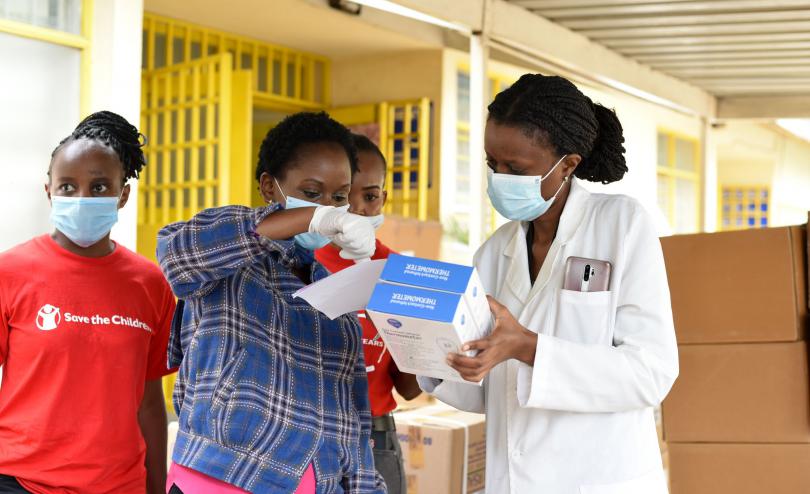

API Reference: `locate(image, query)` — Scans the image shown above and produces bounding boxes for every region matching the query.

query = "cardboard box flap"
[381,254,474,293]
[661,225,808,344]
[396,405,485,429]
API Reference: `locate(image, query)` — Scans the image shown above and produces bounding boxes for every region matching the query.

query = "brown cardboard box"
[395,404,486,494]
[393,389,435,411]
[662,341,810,442]
[669,443,810,494]
[377,215,443,260]
[661,225,807,344]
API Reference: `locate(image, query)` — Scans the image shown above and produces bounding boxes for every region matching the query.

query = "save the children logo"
[33,304,152,333]
[36,304,61,331]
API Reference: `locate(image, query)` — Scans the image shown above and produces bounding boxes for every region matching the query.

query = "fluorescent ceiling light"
[776,119,810,142]
[348,0,471,33]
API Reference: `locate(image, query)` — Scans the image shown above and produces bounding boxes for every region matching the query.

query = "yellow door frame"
[143,13,330,109]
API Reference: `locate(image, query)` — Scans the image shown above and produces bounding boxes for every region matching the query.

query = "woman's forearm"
[254,207,315,239]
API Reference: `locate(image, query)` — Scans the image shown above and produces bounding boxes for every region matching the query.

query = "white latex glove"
[309,206,376,260]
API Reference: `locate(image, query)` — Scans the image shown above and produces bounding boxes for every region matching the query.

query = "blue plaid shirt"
[157,205,385,493]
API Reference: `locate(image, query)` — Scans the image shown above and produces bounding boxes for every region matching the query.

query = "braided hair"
[488,74,627,184]
[50,110,146,183]
[352,133,387,180]
[256,111,358,181]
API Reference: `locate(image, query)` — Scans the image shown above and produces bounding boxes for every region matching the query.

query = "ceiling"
[144,0,437,59]
[508,0,810,97]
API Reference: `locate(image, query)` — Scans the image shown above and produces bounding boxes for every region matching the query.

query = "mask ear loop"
[540,154,568,181]
[540,155,569,200]
[272,177,288,206]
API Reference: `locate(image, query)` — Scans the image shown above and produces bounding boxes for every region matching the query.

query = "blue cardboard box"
[379,254,491,335]
[366,255,493,383]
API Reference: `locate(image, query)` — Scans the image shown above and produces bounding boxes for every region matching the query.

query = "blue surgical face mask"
[486,155,568,222]
[274,179,349,250]
[49,196,121,248]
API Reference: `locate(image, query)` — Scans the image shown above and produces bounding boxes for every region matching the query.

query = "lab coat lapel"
[501,222,532,307]
[526,179,590,302]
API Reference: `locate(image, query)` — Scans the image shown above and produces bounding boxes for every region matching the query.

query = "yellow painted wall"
[331,49,444,220]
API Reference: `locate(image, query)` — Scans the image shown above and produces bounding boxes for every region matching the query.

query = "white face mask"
[367,214,384,230]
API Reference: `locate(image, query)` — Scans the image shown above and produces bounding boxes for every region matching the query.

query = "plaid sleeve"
[145,282,177,380]
[156,205,290,299]
[343,345,388,494]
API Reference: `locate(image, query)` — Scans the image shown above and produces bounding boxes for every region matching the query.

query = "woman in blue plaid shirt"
[157,112,386,494]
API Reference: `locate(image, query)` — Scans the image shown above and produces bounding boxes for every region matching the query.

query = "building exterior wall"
[716,121,810,228]
[91,0,144,251]
[331,49,444,220]
[0,0,144,252]
[0,32,80,252]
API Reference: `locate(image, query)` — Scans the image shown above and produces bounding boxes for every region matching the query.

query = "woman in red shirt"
[316,134,422,494]
[0,112,175,494]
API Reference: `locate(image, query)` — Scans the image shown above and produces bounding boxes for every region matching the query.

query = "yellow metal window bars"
[141,13,434,224]
[143,13,328,111]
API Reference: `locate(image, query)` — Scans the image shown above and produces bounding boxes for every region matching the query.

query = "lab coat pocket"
[556,289,612,345]
[579,467,668,494]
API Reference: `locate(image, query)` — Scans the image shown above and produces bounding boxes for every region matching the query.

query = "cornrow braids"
[256,111,358,182]
[488,74,628,184]
[51,110,147,182]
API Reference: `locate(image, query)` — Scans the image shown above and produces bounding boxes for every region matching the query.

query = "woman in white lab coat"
[418,74,679,494]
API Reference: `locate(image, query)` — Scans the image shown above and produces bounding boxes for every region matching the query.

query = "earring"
[563,175,570,182]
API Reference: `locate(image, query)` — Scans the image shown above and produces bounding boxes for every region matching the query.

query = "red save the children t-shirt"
[0,235,176,494]
[315,240,398,417]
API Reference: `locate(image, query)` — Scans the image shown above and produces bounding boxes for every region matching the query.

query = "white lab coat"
[419,179,678,494]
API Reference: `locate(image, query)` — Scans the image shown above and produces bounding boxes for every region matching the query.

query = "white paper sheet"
[293,259,387,319]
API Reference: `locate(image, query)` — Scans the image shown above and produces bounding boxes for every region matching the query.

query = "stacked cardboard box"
[377,215,443,260]
[661,224,809,494]
[394,404,486,494]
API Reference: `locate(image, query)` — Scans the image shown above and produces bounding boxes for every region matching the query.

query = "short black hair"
[50,110,147,183]
[488,74,627,184]
[256,111,358,181]
[351,133,387,180]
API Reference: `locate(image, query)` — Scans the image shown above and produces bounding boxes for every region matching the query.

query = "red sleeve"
[0,289,8,367]
[372,240,396,260]
[145,280,177,380]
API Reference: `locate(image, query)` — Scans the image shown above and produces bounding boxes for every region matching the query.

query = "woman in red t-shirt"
[0,112,175,494]
[315,134,422,494]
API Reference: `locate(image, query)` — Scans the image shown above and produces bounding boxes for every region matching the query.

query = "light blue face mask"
[50,196,120,248]
[275,179,349,250]
[486,155,568,222]
[367,214,384,230]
